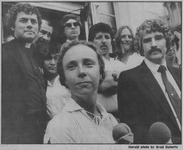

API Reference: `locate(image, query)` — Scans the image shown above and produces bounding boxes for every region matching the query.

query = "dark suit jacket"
[117,61,181,144]
[2,39,48,144]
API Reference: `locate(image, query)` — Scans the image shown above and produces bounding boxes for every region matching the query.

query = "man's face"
[64,19,80,40]
[93,32,112,56]
[142,31,167,64]
[13,12,39,42]
[39,19,53,42]
[120,28,133,52]
[44,54,59,75]
[62,44,101,100]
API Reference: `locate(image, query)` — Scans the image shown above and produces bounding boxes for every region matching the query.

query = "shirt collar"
[47,75,60,86]
[144,58,167,74]
[65,99,108,118]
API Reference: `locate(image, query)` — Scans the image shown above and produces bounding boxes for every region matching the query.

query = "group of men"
[2,3,181,144]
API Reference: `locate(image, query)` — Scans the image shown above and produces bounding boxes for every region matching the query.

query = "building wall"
[115,2,168,33]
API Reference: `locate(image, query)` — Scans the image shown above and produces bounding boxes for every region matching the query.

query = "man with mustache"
[43,42,71,119]
[88,23,123,118]
[117,19,181,144]
[2,3,49,143]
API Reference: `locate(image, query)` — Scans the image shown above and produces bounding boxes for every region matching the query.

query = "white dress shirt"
[144,58,181,130]
[46,75,71,119]
[44,99,118,143]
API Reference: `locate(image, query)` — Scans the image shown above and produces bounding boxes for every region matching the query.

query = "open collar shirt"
[44,99,118,143]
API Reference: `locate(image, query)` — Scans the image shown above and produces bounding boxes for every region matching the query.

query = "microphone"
[113,123,134,144]
[149,122,172,144]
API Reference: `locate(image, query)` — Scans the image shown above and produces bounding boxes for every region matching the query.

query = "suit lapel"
[168,66,181,90]
[140,61,177,123]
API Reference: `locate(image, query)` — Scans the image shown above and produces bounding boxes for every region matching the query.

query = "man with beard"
[2,3,48,143]
[88,23,123,118]
[115,25,144,71]
[118,19,181,144]
[43,42,71,119]
[32,18,53,67]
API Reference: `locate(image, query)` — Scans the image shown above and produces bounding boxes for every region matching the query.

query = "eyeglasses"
[64,22,80,28]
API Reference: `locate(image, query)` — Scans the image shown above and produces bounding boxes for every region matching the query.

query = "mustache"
[149,47,161,54]
[100,43,108,48]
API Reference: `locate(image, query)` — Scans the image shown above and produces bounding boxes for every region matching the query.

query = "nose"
[50,58,56,65]
[71,23,76,28]
[27,20,33,28]
[101,36,107,43]
[151,38,157,47]
[78,66,86,78]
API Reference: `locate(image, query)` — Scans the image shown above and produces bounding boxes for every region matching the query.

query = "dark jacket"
[2,39,48,144]
[117,61,181,144]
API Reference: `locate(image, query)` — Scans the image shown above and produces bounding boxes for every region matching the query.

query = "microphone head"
[113,123,131,141]
[149,122,171,144]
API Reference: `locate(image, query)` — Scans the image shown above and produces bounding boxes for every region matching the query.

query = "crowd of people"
[2,3,181,144]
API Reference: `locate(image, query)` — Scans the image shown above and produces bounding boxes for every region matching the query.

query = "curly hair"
[57,40,105,88]
[134,19,172,56]
[88,22,113,42]
[115,25,136,56]
[5,3,42,30]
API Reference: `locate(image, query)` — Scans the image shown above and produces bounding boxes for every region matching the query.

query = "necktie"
[158,65,181,122]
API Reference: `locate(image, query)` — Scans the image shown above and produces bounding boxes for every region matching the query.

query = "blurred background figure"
[43,42,71,119]
[32,18,54,68]
[59,14,81,44]
[88,22,123,118]
[37,18,53,42]
[115,25,144,71]
[166,33,181,68]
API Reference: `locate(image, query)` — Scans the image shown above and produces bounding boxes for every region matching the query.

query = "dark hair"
[88,22,113,42]
[134,19,172,56]
[115,25,137,56]
[57,40,105,88]
[58,14,81,43]
[43,41,60,60]
[5,3,42,30]
[172,34,180,50]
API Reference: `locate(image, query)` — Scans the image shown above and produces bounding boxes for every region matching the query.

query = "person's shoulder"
[122,63,142,74]
[47,110,74,132]
[3,39,17,49]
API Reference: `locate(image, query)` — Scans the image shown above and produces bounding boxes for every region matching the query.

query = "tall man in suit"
[117,19,181,144]
[2,3,48,143]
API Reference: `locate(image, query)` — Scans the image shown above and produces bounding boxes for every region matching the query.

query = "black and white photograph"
[1,0,182,149]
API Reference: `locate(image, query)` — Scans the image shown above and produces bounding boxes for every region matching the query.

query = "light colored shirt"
[98,57,123,113]
[46,75,71,119]
[103,57,124,76]
[44,99,118,143]
[122,53,144,71]
[144,58,181,131]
